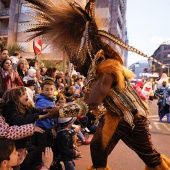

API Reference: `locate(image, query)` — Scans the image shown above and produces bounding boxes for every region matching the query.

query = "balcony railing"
[0,8,9,16]
[0,29,8,36]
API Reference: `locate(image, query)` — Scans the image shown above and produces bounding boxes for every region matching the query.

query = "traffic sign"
[33,37,42,56]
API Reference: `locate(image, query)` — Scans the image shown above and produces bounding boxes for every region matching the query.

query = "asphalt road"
[75,99,170,170]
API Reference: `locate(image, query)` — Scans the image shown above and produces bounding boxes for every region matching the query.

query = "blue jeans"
[64,160,75,170]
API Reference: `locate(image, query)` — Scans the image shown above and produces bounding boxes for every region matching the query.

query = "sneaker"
[77,152,83,158]
[75,151,83,159]
[158,119,162,122]
[84,127,90,132]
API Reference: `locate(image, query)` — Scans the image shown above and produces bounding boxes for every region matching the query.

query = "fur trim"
[92,107,123,149]
[102,112,122,149]
[86,165,111,170]
[97,59,135,90]
[145,154,170,170]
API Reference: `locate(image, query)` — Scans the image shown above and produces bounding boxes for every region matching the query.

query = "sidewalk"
[74,134,93,169]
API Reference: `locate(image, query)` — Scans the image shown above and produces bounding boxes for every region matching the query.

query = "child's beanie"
[28,67,36,77]
[58,117,76,127]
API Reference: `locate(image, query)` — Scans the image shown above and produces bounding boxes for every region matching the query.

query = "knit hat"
[25,80,36,87]
[58,117,76,127]
[28,67,36,77]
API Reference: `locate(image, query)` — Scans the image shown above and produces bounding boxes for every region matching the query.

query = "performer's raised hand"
[43,106,61,118]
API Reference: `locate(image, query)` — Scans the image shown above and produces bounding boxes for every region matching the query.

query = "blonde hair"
[17,58,29,71]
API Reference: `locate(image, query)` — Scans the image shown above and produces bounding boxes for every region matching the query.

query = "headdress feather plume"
[24,0,164,66]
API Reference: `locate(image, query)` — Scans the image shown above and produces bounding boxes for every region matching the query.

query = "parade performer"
[24,0,170,169]
[155,73,168,89]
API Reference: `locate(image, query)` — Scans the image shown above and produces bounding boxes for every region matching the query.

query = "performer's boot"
[86,165,111,170]
[145,154,170,170]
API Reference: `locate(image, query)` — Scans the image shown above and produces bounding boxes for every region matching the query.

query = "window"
[20,4,32,13]
[164,46,168,50]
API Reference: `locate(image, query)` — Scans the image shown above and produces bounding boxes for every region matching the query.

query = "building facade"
[128,60,149,79]
[0,0,10,47]
[152,43,170,77]
[95,0,128,67]
[0,0,128,65]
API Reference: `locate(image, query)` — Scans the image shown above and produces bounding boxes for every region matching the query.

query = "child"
[23,67,41,95]
[0,138,18,170]
[34,80,56,152]
[0,138,53,170]
[1,86,54,169]
[53,117,80,170]
[23,67,37,84]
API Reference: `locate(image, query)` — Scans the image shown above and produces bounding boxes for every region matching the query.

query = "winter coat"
[0,68,23,97]
[154,86,169,106]
[35,94,55,130]
[17,68,27,83]
[53,128,76,161]
[2,103,43,149]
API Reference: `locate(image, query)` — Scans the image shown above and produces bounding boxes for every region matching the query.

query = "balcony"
[0,8,9,17]
[116,22,122,39]
[1,0,10,7]
[117,5,123,26]
[0,29,8,36]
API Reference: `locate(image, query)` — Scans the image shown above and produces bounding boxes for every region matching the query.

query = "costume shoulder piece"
[92,50,134,90]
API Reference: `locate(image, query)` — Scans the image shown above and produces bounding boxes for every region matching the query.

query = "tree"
[7,43,25,56]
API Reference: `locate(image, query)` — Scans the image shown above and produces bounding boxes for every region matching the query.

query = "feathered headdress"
[23,0,164,67]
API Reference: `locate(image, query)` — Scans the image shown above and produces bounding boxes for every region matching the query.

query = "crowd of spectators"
[0,49,99,170]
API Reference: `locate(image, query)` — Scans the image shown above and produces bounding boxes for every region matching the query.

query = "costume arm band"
[59,101,89,118]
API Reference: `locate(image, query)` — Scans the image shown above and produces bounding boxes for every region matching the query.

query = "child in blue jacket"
[34,80,56,153]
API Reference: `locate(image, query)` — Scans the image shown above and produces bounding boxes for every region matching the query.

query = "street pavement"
[74,99,170,170]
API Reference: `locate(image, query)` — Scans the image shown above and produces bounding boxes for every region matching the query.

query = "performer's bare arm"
[86,73,114,110]
[44,73,114,117]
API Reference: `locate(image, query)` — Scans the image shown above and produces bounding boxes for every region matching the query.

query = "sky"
[126,0,170,67]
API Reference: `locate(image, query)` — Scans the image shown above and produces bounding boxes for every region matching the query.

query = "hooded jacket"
[35,93,55,129]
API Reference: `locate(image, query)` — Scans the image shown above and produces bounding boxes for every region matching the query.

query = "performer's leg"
[116,116,170,169]
[163,104,169,119]
[158,102,163,121]
[88,117,120,169]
